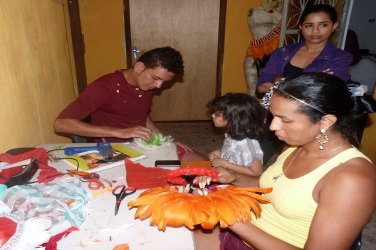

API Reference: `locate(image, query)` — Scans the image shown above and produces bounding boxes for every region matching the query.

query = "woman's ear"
[320,114,337,130]
[332,22,339,32]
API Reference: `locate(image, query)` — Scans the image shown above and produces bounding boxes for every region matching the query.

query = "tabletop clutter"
[0,141,271,249]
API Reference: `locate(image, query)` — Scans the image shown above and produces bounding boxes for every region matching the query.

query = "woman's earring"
[316,128,329,150]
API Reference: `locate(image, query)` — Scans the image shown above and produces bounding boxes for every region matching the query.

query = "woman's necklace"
[272,147,301,182]
[272,144,346,182]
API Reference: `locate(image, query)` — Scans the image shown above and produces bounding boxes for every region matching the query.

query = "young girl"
[207,93,264,177]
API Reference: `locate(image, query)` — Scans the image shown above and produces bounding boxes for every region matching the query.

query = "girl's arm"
[211,158,263,177]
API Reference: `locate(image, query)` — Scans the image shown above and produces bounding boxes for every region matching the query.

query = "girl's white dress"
[221,133,264,167]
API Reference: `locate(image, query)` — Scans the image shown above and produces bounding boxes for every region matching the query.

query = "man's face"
[135,63,175,91]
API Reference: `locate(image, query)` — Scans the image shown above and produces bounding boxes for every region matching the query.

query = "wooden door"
[125,0,225,121]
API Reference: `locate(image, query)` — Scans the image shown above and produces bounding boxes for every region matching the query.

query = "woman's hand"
[215,167,237,184]
[194,166,236,188]
[322,68,334,75]
[183,183,209,196]
[256,82,274,94]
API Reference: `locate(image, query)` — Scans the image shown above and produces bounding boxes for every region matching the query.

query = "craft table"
[37,143,195,250]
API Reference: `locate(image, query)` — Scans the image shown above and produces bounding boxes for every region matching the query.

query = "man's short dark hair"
[137,46,184,75]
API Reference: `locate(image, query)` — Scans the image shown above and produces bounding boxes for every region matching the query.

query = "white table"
[37,143,195,250]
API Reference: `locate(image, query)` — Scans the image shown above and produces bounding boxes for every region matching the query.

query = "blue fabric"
[3,179,88,227]
[0,184,6,199]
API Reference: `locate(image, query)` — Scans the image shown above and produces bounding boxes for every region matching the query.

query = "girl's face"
[211,112,228,128]
[299,12,338,45]
[269,95,320,146]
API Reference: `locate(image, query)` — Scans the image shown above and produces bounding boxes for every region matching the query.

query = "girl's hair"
[274,72,376,145]
[207,93,264,140]
[299,4,338,25]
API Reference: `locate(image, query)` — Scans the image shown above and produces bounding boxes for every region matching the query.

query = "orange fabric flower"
[128,185,272,231]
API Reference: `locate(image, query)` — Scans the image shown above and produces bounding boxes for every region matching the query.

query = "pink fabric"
[0,148,63,184]
[177,145,187,160]
[43,227,78,250]
[0,217,17,248]
[125,158,171,189]
[219,230,251,250]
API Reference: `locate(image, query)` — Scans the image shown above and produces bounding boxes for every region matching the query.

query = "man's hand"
[113,126,152,141]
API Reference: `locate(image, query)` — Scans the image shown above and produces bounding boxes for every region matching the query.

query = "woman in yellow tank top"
[194,72,376,249]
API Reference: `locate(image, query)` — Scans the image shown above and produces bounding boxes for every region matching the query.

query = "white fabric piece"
[220,133,264,167]
[350,57,376,95]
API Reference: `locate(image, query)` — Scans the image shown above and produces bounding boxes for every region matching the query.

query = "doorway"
[124,0,226,121]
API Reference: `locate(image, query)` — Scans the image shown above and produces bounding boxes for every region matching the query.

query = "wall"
[79,0,126,83]
[0,0,76,152]
[221,0,261,94]
[79,0,260,94]
[348,0,376,161]
[359,93,376,163]
[2,0,374,160]
[348,0,376,53]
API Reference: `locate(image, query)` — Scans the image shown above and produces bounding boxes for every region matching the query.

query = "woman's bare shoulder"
[325,157,376,191]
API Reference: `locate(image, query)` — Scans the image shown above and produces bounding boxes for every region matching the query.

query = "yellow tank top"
[251,147,371,248]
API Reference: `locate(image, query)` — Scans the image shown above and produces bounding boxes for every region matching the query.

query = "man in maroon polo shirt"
[54,47,184,143]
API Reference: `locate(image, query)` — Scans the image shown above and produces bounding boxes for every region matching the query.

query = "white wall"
[349,0,376,53]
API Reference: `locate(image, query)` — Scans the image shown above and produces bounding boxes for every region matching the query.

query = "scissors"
[112,185,136,216]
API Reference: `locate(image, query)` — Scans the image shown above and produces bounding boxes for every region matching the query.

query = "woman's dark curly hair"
[274,72,376,145]
[207,93,264,140]
[137,46,184,75]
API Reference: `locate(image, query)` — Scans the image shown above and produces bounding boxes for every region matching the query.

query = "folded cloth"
[0,148,63,184]
[125,158,171,189]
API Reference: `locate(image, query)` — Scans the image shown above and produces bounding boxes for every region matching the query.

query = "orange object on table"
[181,161,212,169]
[113,243,129,250]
